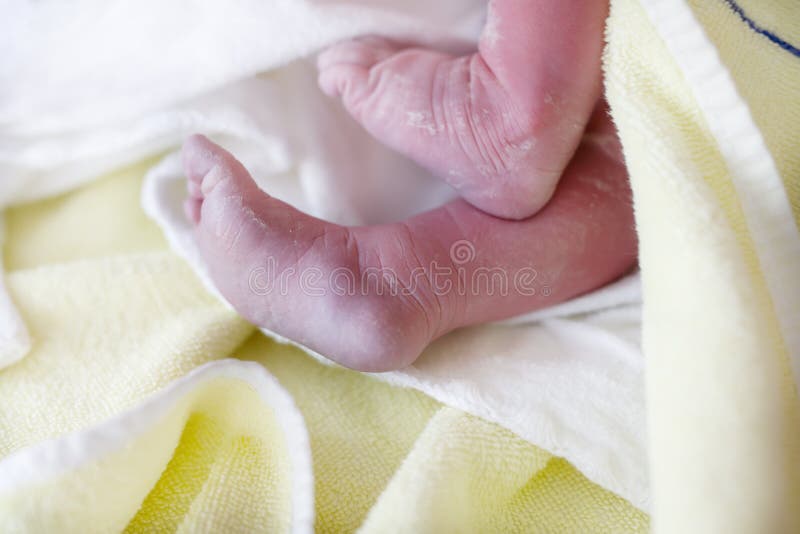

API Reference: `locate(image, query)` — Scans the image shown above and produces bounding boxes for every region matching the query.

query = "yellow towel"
[2,0,798,531]
[0,164,647,531]
[605,0,799,532]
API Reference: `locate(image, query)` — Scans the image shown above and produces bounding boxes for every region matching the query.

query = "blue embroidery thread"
[724,0,800,58]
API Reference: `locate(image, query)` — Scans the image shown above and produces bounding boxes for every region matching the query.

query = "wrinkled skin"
[183,0,637,372]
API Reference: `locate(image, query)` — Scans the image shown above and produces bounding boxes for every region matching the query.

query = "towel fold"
[606,0,800,531]
[0,169,648,530]
[1,0,798,530]
[1,0,649,508]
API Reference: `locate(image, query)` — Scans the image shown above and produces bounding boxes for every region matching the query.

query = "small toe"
[317,36,400,71]
[318,63,367,99]
[184,197,202,224]
[182,134,221,184]
[182,134,260,201]
[187,178,203,199]
[317,36,404,99]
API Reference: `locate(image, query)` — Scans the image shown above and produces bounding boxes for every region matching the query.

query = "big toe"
[182,134,228,191]
[182,134,263,211]
[317,36,402,99]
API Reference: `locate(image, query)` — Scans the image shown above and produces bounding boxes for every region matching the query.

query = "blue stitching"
[723,0,800,58]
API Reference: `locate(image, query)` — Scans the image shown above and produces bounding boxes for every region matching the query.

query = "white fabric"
[0,0,648,508]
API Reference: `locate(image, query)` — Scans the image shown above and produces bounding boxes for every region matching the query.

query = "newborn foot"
[183,134,439,371]
[183,119,636,372]
[318,0,609,219]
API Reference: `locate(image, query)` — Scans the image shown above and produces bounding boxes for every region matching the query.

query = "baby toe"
[318,62,367,99]
[184,197,202,224]
[182,134,218,184]
[317,36,399,71]
[317,36,404,99]
[187,177,203,199]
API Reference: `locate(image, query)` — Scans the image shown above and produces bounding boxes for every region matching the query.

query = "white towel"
[0,0,647,507]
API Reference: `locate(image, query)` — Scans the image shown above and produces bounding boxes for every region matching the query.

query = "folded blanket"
[1,0,798,531]
[1,0,648,508]
[606,0,800,531]
[0,163,647,531]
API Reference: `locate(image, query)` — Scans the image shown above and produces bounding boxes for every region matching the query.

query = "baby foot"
[318,0,609,220]
[183,118,636,372]
[183,134,447,371]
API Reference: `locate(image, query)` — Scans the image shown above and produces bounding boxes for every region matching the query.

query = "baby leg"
[318,0,609,219]
[183,115,634,372]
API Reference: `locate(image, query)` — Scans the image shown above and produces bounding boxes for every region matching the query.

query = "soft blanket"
[606,0,800,531]
[0,0,798,531]
[1,0,648,508]
[0,163,646,531]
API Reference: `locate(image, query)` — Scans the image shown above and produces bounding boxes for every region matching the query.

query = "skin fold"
[183,0,637,372]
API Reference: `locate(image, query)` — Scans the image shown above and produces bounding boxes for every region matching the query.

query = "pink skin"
[182,106,635,372]
[183,0,637,371]
[317,0,609,220]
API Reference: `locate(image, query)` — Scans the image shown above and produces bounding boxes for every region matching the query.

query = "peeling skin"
[482,9,502,49]
[405,111,439,136]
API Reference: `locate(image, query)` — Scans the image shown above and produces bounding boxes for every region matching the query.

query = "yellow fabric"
[605,0,800,532]
[5,0,796,530]
[0,164,648,531]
